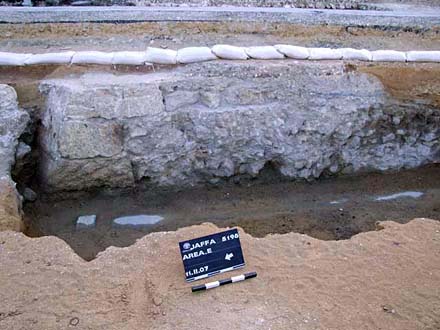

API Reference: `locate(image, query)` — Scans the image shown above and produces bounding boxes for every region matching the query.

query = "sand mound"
[0,219,439,329]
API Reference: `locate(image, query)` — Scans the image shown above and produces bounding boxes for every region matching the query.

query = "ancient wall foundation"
[38,61,440,191]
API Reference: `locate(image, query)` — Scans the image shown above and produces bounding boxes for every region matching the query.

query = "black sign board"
[179,228,245,282]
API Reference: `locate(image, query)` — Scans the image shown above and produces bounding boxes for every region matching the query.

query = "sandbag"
[145,47,177,65]
[176,47,217,64]
[25,51,75,65]
[341,48,372,61]
[406,51,440,63]
[371,50,406,62]
[245,46,284,60]
[211,44,248,60]
[112,51,148,65]
[0,52,31,66]
[71,51,114,65]
[274,45,309,59]
[308,48,343,60]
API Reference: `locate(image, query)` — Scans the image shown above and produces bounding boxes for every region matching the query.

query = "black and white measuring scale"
[178,228,245,282]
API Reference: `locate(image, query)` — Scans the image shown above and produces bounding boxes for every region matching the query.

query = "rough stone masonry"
[39,60,440,191]
[0,84,29,230]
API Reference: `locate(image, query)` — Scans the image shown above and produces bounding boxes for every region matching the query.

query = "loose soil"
[1,219,439,330]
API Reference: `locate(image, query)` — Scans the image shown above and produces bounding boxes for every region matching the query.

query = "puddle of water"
[24,165,440,261]
[374,191,424,201]
[113,214,164,227]
[329,198,349,205]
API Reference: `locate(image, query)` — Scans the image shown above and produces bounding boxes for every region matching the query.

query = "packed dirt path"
[1,218,439,329]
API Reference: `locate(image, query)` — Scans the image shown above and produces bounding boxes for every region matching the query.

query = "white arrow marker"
[225,253,234,261]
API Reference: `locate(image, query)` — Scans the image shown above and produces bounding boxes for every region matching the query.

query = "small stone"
[153,296,162,306]
[76,215,96,230]
[69,317,79,326]
[382,133,395,143]
[382,305,396,314]
[23,188,37,202]
[329,164,339,173]
[15,142,31,160]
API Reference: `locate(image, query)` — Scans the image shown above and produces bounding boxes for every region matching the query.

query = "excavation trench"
[4,60,439,261]
[24,165,440,261]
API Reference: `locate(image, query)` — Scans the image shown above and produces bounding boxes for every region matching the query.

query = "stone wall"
[0,85,29,230]
[38,61,440,192]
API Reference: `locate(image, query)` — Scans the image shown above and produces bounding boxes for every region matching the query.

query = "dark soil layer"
[25,165,440,260]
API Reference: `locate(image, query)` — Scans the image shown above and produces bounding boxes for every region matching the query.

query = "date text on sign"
[179,228,245,282]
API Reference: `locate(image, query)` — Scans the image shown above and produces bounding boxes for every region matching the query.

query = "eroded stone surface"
[0,84,29,231]
[39,61,440,191]
[0,85,29,178]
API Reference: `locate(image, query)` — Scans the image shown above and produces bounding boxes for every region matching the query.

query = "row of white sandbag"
[1,46,440,66]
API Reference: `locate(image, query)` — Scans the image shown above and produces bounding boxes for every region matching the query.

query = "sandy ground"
[0,218,439,329]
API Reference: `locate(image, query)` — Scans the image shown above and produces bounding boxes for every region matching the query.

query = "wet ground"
[25,165,440,260]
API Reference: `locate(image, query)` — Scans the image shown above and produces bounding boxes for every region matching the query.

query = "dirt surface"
[24,165,440,260]
[359,65,440,107]
[2,21,440,54]
[1,218,440,329]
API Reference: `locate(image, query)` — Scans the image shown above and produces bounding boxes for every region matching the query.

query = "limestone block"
[40,155,135,191]
[58,121,123,159]
[164,90,199,111]
[63,84,164,120]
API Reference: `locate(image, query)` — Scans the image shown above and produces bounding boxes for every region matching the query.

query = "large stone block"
[63,84,164,120]
[58,121,123,159]
[39,153,134,191]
